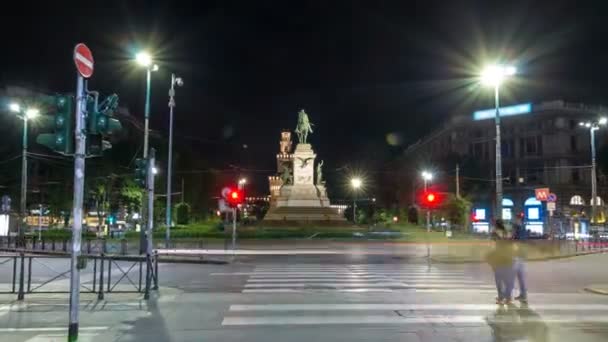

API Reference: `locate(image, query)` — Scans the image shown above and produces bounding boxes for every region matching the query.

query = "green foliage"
[175,202,191,225]
[39,229,96,241]
[120,178,143,210]
[441,195,472,228]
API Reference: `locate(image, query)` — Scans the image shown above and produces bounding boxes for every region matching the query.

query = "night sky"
[2,0,608,196]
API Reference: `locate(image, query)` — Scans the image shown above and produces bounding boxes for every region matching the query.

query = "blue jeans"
[514,258,528,298]
[494,265,515,300]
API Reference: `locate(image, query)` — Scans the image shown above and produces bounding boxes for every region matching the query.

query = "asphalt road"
[1,251,608,341]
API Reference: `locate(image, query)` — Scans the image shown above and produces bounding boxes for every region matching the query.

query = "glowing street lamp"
[579,117,608,223]
[351,178,362,224]
[135,51,159,159]
[420,171,434,231]
[7,102,39,241]
[480,63,516,221]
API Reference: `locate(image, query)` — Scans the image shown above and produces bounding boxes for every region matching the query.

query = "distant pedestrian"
[487,219,516,305]
[512,217,528,303]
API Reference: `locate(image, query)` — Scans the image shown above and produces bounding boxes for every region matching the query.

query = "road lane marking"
[242,288,395,293]
[229,303,608,311]
[244,282,408,288]
[0,326,108,332]
[222,315,608,326]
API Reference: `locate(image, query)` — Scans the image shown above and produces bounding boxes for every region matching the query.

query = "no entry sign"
[73,43,94,78]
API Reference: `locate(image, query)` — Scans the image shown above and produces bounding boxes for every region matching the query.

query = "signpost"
[73,43,94,78]
[535,188,550,201]
[68,42,93,342]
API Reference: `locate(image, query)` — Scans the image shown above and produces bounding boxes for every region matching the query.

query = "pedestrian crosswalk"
[237,264,496,293]
[220,263,608,329]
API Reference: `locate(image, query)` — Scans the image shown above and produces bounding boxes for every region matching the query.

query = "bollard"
[62,240,67,252]
[32,238,37,250]
[102,239,107,254]
[17,253,25,300]
[87,240,91,254]
[153,250,159,290]
[107,258,112,292]
[42,239,46,251]
[121,239,127,255]
[52,240,56,251]
[12,256,17,293]
[98,254,105,300]
[27,257,32,292]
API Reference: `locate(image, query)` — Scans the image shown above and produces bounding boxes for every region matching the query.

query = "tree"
[175,202,191,225]
[441,195,472,230]
[119,178,143,212]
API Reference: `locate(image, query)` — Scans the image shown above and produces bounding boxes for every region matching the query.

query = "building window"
[570,195,584,205]
[572,169,580,183]
[570,136,577,152]
[569,119,577,129]
[537,136,543,155]
[501,139,514,158]
[526,137,537,154]
[474,143,483,158]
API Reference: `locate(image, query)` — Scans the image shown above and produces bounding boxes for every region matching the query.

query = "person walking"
[488,219,516,305]
[512,216,528,303]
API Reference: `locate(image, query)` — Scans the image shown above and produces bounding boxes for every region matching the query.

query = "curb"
[431,250,608,264]
[157,257,229,265]
[584,287,608,295]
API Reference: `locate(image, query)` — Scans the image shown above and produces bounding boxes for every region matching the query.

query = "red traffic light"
[224,187,245,208]
[419,190,444,208]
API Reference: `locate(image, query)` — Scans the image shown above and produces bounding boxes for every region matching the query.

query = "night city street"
[5,1,608,341]
[1,250,608,341]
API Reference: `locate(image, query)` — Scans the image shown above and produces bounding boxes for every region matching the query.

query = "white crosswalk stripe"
[238,264,494,293]
[222,264,608,327]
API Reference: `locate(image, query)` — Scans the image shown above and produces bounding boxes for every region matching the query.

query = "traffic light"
[36,95,74,154]
[225,188,245,208]
[88,94,121,135]
[134,158,148,188]
[420,190,445,209]
[86,93,122,156]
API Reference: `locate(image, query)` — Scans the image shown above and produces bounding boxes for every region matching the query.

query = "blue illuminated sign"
[473,103,532,121]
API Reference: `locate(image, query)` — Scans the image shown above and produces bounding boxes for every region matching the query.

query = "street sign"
[547,202,556,211]
[535,188,550,201]
[547,193,557,203]
[73,43,94,78]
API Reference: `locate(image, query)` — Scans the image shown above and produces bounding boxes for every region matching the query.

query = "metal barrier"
[0,250,158,300]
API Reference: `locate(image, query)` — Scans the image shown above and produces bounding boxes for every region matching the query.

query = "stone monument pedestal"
[264,144,345,223]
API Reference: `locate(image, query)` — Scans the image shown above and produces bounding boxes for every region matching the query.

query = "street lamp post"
[579,117,607,225]
[351,178,362,224]
[9,104,39,242]
[481,64,516,221]
[136,51,158,254]
[165,74,183,248]
[135,52,159,159]
[422,171,433,232]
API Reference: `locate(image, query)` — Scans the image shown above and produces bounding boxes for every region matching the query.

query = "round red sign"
[73,43,94,78]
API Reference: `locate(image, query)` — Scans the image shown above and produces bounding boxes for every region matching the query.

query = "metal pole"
[353,193,357,224]
[166,74,176,248]
[140,68,152,255]
[68,75,87,342]
[38,204,42,242]
[144,148,155,300]
[494,84,503,221]
[456,164,460,199]
[19,117,28,243]
[181,178,185,203]
[143,68,151,158]
[231,207,236,253]
[424,179,430,232]
[591,126,598,225]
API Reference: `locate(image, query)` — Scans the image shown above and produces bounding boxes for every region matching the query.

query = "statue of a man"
[280,165,293,185]
[316,160,324,185]
[295,109,314,144]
